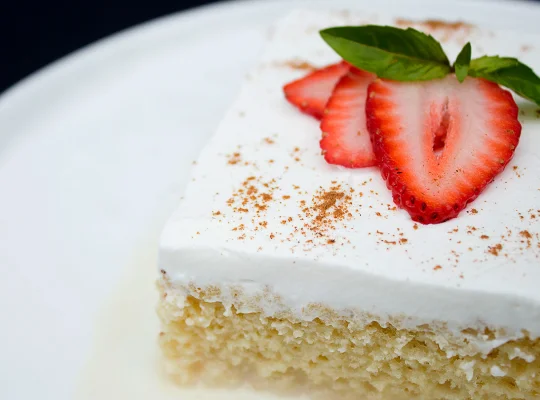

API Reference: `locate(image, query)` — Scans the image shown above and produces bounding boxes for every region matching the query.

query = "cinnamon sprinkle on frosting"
[227,152,242,165]
[280,59,317,72]
[488,244,503,256]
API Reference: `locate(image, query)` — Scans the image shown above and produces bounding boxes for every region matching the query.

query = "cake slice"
[157,9,540,399]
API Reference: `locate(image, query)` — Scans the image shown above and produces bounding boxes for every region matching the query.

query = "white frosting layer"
[159,10,540,348]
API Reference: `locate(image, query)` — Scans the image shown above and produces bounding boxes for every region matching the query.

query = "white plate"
[1,1,540,399]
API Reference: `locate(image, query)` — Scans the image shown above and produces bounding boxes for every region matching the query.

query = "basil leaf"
[454,42,471,83]
[469,57,540,105]
[469,56,519,74]
[320,26,451,81]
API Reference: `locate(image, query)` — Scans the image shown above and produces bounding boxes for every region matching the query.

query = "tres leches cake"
[157,10,540,399]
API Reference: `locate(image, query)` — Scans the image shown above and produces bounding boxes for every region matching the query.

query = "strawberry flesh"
[366,75,521,224]
[283,61,350,119]
[320,67,377,168]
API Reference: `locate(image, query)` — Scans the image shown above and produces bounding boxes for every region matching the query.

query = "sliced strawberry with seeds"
[366,75,521,224]
[283,61,350,119]
[320,67,377,168]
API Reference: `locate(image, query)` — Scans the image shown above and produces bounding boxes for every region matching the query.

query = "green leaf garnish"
[320,24,540,105]
[454,42,471,83]
[468,57,540,105]
[320,26,451,81]
[469,56,519,74]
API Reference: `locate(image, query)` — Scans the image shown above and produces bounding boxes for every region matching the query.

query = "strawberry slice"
[283,61,350,119]
[320,67,377,168]
[366,75,521,224]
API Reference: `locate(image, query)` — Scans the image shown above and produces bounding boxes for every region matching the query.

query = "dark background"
[0,0,220,94]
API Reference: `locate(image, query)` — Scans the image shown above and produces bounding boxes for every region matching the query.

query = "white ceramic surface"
[1,1,539,399]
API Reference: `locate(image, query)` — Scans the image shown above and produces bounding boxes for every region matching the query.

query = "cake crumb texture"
[157,283,540,400]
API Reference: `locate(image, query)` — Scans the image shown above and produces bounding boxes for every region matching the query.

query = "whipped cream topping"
[159,10,540,350]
